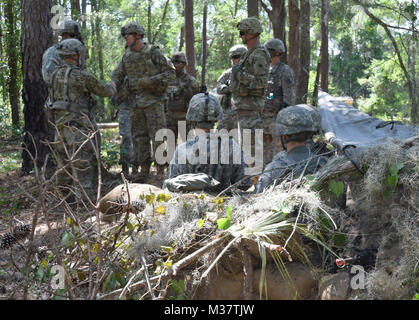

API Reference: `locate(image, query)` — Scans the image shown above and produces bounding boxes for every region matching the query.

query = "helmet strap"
[280,135,288,151]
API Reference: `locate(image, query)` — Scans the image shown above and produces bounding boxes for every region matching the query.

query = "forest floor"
[0,128,166,300]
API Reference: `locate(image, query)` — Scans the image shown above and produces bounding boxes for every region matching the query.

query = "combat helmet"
[58,20,81,36]
[121,22,145,37]
[275,105,318,136]
[171,52,188,65]
[57,38,84,57]
[228,45,247,59]
[296,104,322,133]
[237,17,263,34]
[264,38,285,57]
[186,93,221,129]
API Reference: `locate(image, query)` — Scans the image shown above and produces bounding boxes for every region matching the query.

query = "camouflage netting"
[335,136,419,299]
[95,136,418,300]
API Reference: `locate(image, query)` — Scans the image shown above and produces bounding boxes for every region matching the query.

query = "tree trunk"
[81,0,87,30]
[320,0,329,92]
[70,0,80,20]
[261,0,287,62]
[247,0,259,18]
[312,60,321,106]
[5,0,20,127]
[21,0,53,173]
[201,3,208,88]
[91,0,103,80]
[297,0,310,104]
[288,0,300,91]
[184,0,196,77]
[147,0,152,42]
[353,0,418,124]
[0,3,7,105]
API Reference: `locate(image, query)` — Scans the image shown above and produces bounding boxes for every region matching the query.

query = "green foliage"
[382,162,404,198]
[328,179,345,198]
[168,279,187,300]
[217,204,233,230]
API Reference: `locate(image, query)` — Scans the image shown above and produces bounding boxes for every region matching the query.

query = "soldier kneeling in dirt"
[255,105,328,193]
[163,93,252,193]
[50,39,116,201]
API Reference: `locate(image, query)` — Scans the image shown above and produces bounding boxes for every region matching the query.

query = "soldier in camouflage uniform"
[230,17,270,168]
[216,45,247,132]
[114,82,134,177]
[112,22,175,181]
[42,20,87,87]
[50,39,116,200]
[263,38,296,166]
[164,93,252,192]
[166,52,199,141]
[254,105,328,193]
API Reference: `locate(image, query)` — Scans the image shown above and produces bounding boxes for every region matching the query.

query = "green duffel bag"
[163,173,221,192]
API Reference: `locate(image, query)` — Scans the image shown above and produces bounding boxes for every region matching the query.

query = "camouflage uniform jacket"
[42,43,88,87]
[230,43,270,111]
[216,68,233,110]
[255,145,328,193]
[51,61,116,123]
[165,132,252,191]
[166,71,199,112]
[112,44,175,109]
[264,61,296,112]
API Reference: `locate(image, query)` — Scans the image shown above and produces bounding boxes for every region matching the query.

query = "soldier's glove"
[231,64,241,77]
[106,81,117,95]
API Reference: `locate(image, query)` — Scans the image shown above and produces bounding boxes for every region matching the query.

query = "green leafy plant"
[217,204,233,230]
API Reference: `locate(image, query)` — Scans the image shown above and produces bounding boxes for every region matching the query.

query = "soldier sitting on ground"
[164,93,252,193]
[254,105,328,193]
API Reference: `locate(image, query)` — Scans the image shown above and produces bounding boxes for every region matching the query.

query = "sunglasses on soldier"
[239,31,246,36]
[231,55,241,60]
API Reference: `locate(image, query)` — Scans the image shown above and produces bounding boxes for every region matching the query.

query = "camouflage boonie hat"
[57,38,83,57]
[275,105,318,136]
[228,45,247,59]
[171,52,188,64]
[58,20,81,36]
[121,22,145,37]
[186,93,221,126]
[264,38,285,54]
[237,17,263,34]
[296,104,322,132]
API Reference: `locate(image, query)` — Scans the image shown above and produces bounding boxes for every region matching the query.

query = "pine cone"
[0,224,31,250]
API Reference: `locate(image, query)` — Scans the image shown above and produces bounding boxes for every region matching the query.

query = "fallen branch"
[98,234,229,300]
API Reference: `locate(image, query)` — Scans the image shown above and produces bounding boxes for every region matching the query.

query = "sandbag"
[163,173,220,192]
[99,183,163,222]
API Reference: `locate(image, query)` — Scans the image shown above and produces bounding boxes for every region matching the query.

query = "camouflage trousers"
[130,101,167,167]
[217,108,238,132]
[54,111,100,200]
[118,102,134,166]
[165,110,191,144]
[262,110,281,166]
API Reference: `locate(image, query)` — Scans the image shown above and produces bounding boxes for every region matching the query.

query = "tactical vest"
[121,44,165,94]
[231,45,270,97]
[264,62,284,112]
[50,65,90,114]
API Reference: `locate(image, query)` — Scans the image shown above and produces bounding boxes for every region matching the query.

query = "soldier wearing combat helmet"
[216,45,247,132]
[262,38,296,165]
[112,22,176,181]
[42,20,88,86]
[230,17,270,172]
[164,93,252,192]
[165,52,199,141]
[255,105,328,193]
[50,39,116,200]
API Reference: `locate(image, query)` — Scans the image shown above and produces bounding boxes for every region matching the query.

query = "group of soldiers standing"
[42,16,326,201]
